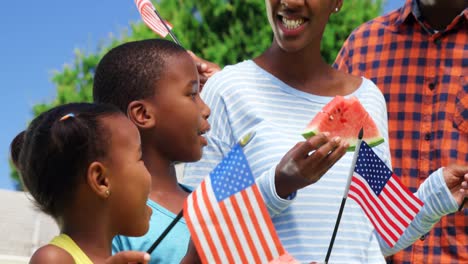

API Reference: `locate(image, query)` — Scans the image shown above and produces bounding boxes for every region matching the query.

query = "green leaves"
[322,0,382,63]
[10,0,382,189]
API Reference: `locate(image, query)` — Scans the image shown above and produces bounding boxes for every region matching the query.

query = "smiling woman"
[182,0,446,263]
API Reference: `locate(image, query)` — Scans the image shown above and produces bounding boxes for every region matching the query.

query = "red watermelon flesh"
[302,96,384,151]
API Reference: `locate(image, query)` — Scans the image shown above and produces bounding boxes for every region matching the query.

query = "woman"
[184,0,466,262]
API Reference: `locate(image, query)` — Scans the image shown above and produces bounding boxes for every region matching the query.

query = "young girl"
[93,39,209,263]
[11,103,152,264]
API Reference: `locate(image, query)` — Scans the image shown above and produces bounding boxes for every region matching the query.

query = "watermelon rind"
[301,129,384,151]
[301,130,384,151]
[301,96,385,152]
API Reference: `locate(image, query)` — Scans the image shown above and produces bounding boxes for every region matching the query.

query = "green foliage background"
[11,0,382,188]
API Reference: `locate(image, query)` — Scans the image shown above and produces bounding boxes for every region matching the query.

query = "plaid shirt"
[335,0,467,263]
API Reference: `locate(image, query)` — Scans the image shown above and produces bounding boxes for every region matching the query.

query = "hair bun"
[10,131,25,169]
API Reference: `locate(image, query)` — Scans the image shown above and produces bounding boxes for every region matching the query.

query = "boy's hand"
[105,251,150,264]
[442,164,468,211]
[180,238,201,264]
[187,51,221,91]
[275,132,348,198]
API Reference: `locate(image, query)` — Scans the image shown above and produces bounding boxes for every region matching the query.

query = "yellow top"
[49,234,93,264]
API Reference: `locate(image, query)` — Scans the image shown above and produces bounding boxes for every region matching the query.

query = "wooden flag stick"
[152,7,181,46]
[146,210,183,254]
[324,128,364,264]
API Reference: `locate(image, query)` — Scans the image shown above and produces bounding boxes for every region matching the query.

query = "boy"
[93,39,210,263]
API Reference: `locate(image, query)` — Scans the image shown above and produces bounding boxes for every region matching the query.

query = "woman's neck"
[254,41,363,96]
[254,42,337,94]
[266,41,327,71]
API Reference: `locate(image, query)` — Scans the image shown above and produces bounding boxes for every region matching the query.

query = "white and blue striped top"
[183,60,458,263]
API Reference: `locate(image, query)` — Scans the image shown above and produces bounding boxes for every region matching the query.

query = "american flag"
[134,0,172,38]
[348,141,424,247]
[184,143,290,263]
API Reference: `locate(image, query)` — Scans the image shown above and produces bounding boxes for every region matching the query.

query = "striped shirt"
[334,0,468,263]
[183,60,459,263]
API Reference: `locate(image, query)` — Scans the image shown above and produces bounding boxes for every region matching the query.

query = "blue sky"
[0,0,404,190]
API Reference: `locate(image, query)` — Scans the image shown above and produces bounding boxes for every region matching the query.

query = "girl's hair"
[10,103,122,218]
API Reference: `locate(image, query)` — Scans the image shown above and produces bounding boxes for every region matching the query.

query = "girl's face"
[266,0,339,52]
[148,52,211,162]
[102,114,152,236]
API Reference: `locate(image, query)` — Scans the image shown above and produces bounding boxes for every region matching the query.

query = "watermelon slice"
[302,96,384,151]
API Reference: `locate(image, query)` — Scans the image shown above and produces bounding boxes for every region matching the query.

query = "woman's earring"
[105,189,110,197]
[335,7,339,13]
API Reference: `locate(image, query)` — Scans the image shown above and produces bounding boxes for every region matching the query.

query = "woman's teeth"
[282,17,304,29]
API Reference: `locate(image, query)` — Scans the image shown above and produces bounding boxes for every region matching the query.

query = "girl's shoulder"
[29,244,75,264]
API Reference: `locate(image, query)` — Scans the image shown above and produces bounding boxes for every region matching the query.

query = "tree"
[11,0,382,188]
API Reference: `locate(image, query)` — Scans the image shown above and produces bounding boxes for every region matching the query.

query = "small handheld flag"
[134,0,180,45]
[184,133,296,263]
[348,141,424,247]
[325,128,364,263]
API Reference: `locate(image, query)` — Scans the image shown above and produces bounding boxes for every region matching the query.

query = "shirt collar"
[394,0,414,28]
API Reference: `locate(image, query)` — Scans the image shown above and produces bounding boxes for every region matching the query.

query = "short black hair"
[10,103,122,219]
[93,39,187,112]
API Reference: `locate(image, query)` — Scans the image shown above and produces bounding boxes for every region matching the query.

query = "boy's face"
[148,52,211,162]
[101,114,152,236]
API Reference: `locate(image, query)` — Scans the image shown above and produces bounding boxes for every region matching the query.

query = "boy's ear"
[127,100,156,129]
[87,161,110,199]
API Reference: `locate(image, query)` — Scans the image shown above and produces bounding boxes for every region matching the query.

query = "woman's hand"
[187,51,221,91]
[275,132,349,198]
[442,164,468,211]
[180,238,201,264]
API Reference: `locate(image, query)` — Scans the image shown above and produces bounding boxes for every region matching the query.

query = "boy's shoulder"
[29,244,75,264]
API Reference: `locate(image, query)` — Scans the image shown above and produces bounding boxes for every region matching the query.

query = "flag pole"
[152,8,181,46]
[324,128,364,264]
[146,210,183,254]
[459,197,467,212]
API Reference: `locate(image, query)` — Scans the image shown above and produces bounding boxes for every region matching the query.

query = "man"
[335,0,467,263]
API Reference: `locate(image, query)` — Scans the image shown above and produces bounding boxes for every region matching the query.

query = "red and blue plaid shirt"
[335,0,467,263]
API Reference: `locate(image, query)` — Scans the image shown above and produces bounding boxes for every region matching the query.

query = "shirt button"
[420,235,426,241]
[434,38,441,46]
[424,133,431,141]
[428,82,436,90]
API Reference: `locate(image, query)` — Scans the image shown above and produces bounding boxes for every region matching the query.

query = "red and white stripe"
[184,177,285,263]
[349,172,424,247]
[134,0,172,37]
